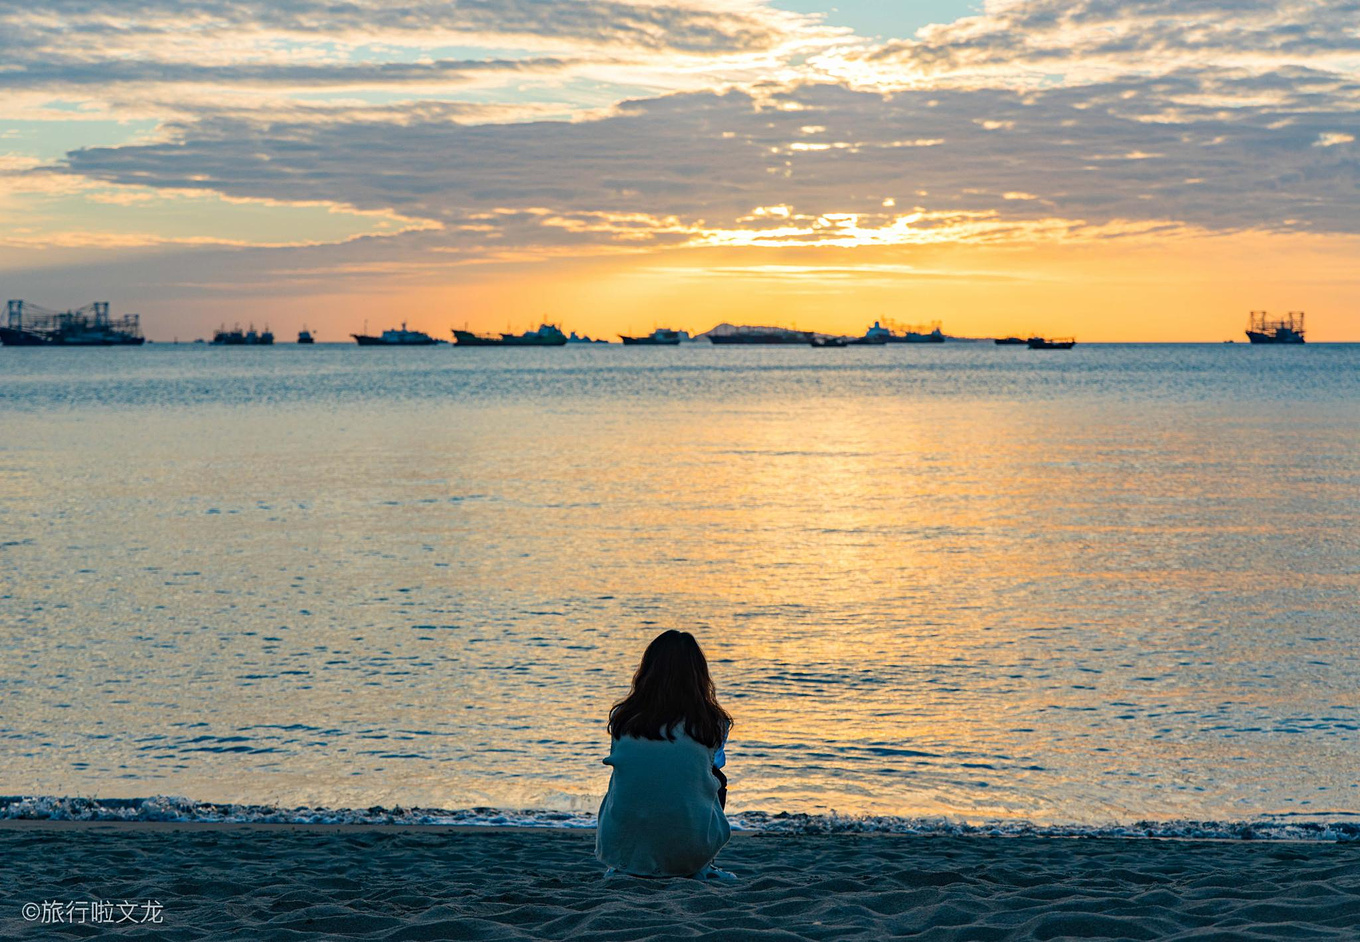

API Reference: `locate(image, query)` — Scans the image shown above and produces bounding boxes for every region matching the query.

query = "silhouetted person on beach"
[596,630,734,879]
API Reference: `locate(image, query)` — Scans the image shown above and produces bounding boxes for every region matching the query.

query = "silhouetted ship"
[213,324,275,345]
[853,319,946,343]
[566,331,609,343]
[451,323,568,346]
[890,322,946,343]
[1,300,145,346]
[1027,336,1076,349]
[297,327,315,344]
[851,321,891,345]
[994,336,1026,345]
[706,324,813,344]
[810,335,848,347]
[352,323,443,345]
[619,328,688,345]
[1245,310,1305,344]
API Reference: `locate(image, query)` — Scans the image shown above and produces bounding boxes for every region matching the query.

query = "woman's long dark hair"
[608,630,732,748]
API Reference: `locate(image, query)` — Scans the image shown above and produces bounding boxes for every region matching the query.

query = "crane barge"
[1,300,145,346]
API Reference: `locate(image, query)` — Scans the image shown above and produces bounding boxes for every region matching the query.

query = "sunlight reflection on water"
[1,343,1357,823]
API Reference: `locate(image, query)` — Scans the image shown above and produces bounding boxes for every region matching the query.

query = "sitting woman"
[596,630,733,879]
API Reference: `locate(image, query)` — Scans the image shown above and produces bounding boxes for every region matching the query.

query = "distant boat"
[451,323,568,346]
[566,331,609,344]
[297,327,315,344]
[810,335,848,347]
[1027,337,1076,349]
[706,324,814,344]
[213,323,274,345]
[855,319,945,343]
[619,328,688,345]
[1245,310,1305,344]
[352,322,443,345]
[847,321,891,345]
[1,300,144,346]
[894,326,945,343]
[994,337,1026,345]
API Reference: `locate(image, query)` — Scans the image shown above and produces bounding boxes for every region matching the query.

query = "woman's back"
[595,727,730,877]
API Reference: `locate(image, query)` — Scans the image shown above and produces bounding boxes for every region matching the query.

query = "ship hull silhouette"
[452,324,568,346]
[1245,310,1305,344]
[2,300,144,346]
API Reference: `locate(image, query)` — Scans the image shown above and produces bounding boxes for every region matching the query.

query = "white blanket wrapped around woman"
[595,728,730,877]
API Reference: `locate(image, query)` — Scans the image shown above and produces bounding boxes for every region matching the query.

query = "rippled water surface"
[1,343,1357,824]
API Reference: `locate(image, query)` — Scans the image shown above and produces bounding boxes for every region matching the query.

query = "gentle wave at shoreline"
[4,795,1357,842]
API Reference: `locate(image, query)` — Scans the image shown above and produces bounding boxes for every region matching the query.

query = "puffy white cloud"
[1315,131,1356,146]
[0,0,837,124]
[0,56,575,90]
[0,0,807,57]
[54,67,1360,256]
[6,0,1360,292]
[857,0,1360,86]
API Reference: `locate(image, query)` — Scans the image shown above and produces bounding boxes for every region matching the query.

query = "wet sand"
[1,822,1358,940]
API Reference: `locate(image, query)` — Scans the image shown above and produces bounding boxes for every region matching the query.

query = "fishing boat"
[1,300,145,346]
[297,327,315,344]
[1245,310,1305,344]
[352,322,444,345]
[213,324,274,345]
[619,328,688,345]
[1027,336,1076,349]
[451,323,568,346]
[2,297,144,345]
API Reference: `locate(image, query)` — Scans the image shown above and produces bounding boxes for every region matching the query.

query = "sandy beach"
[2,822,1357,940]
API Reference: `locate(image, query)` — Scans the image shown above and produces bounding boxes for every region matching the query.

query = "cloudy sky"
[2,0,1358,340]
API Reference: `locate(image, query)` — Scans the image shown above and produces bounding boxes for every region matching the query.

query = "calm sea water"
[1,343,1357,827]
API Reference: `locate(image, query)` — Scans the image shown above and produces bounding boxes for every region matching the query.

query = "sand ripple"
[2,824,1358,940]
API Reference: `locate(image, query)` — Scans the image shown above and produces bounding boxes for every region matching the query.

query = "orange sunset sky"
[1,1,1358,341]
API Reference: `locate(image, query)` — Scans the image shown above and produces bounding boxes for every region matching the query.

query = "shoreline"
[4,824,1358,940]
[4,796,1358,843]
[0,819,1353,845]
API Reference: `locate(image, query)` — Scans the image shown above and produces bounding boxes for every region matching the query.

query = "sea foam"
[2,796,1356,842]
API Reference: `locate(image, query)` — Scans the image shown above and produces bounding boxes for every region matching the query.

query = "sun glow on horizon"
[1,0,1358,341]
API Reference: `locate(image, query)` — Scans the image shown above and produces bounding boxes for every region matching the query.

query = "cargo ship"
[1027,336,1076,349]
[1245,310,1305,344]
[619,328,689,345]
[1,300,145,346]
[352,322,444,345]
[852,319,946,343]
[891,323,946,343]
[451,323,568,346]
[212,323,274,345]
